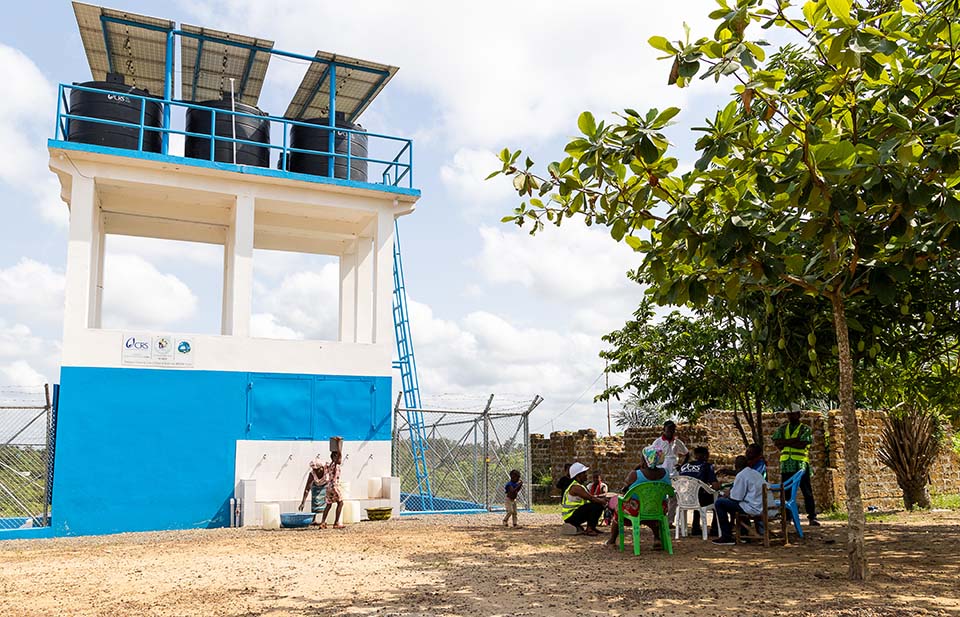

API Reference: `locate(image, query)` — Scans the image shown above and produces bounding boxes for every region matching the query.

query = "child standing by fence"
[503,469,523,527]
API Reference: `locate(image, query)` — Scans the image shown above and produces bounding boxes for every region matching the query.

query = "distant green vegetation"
[0,446,47,518]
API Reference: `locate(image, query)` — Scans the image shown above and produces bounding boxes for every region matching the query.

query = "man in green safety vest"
[772,410,821,526]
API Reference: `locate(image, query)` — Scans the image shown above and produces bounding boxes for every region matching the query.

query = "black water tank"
[67,81,163,153]
[288,117,368,182]
[184,99,271,167]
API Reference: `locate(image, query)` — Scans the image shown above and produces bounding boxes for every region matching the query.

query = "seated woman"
[606,446,672,549]
[560,462,607,535]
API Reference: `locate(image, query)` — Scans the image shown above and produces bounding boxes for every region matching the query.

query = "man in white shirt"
[712,455,766,545]
[650,420,689,525]
[650,420,689,477]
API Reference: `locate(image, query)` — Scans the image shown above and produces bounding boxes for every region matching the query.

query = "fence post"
[483,405,490,511]
[523,395,543,510]
[391,392,402,479]
[43,384,52,524]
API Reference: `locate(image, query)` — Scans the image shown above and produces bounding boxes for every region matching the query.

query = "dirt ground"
[1,509,959,617]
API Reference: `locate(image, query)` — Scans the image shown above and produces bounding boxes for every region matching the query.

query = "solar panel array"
[71,3,398,122]
[180,24,273,106]
[73,2,174,96]
[284,52,398,122]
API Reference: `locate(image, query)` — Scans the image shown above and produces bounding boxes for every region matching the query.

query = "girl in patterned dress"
[320,450,345,529]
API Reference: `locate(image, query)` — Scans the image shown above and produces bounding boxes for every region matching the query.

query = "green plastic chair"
[617,481,676,556]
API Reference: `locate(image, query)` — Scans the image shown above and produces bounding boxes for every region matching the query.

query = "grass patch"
[931,493,960,510]
[822,507,896,523]
[533,503,562,515]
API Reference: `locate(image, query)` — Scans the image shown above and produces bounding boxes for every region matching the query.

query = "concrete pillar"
[355,228,375,344]
[90,208,105,328]
[373,209,396,345]
[223,194,255,336]
[63,175,97,337]
[339,242,358,343]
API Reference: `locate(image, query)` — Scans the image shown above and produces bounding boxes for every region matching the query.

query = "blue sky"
[0,0,730,433]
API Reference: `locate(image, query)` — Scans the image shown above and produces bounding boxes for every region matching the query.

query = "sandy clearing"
[1,510,958,616]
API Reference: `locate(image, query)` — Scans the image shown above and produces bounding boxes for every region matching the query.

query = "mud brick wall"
[826,410,960,511]
[531,411,960,511]
[530,425,708,500]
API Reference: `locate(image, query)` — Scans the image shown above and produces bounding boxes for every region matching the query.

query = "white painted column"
[223,194,255,337]
[355,222,376,344]
[373,209,396,345]
[62,175,97,338]
[221,234,235,335]
[90,208,106,328]
[339,242,358,343]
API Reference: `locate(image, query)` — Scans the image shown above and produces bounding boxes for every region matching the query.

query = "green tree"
[492,0,960,579]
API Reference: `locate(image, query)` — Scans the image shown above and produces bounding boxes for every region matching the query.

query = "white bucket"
[367,478,383,500]
[261,503,281,529]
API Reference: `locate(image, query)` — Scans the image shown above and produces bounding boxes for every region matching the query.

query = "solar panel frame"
[284,52,398,122]
[73,2,175,96]
[180,24,274,106]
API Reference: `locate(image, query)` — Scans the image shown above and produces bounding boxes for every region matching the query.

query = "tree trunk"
[900,476,932,511]
[830,292,869,581]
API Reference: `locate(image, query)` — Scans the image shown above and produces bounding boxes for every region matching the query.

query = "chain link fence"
[0,385,55,529]
[393,394,542,513]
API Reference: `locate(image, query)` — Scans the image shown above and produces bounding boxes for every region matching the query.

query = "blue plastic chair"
[768,468,805,539]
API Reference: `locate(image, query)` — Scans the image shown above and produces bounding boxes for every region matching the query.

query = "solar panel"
[73,2,175,96]
[284,52,398,122]
[180,24,274,106]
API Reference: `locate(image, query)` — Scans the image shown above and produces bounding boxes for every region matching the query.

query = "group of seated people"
[555,420,771,549]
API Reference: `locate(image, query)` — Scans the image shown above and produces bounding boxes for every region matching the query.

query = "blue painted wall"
[47,366,391,537]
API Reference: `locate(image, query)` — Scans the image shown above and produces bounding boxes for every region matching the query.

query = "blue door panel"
[313,377,375,440]
[247,374,312,439]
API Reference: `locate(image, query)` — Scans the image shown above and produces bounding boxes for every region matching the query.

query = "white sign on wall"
[121,333,194,367]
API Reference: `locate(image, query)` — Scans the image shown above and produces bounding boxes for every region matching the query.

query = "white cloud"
[0,360,46,387]
[0,322,44,359]
[406,298,614,433]
[472,224,641,302]
[107,235,224,268]
[439,148,513,211]
[252,264,340,341]
[250,312,302,340]
[101,254,198,330]
[178,1,717,147]
[0,258,65,324]
[0,44,66,227]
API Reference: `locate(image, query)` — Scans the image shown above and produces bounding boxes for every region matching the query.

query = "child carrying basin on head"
[320,450,345,529]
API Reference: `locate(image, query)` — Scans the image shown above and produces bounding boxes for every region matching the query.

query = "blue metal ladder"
[391,221,434,510]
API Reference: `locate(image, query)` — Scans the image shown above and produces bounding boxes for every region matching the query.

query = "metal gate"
[0,384,56,529]
[392,395,542,513]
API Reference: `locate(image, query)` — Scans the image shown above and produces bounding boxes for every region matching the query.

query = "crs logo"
[124,337,149,351]
[106,94,131,103]
[177,341,191,354]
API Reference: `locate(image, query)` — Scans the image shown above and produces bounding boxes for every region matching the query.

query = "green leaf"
[901,0,920,15]
[611,219,628,242]
[639,137,659,164]
[578,111,597,137]
[826,0,857,26]
[648,36,677,54]
[624,235,643,251]
[653,107,681,128]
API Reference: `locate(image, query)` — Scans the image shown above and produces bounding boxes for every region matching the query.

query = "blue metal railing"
[53,82,415,189]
